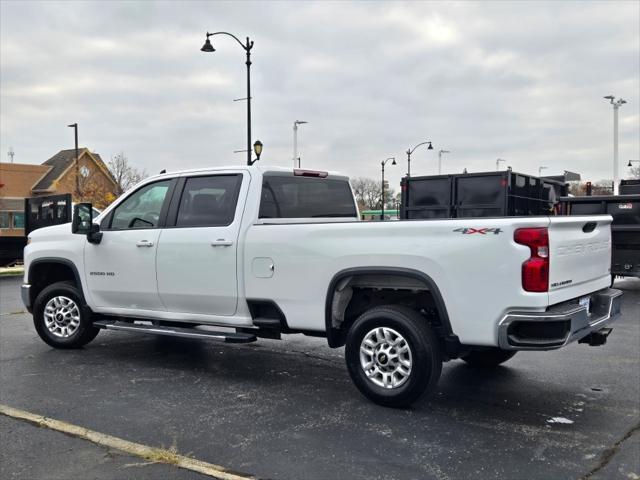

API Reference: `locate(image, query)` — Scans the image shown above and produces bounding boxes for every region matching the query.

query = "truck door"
[156,172,247,317]
[84,179,175,311]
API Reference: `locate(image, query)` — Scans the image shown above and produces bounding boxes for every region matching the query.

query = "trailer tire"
[345,305,442,408]
[33,281,99,349]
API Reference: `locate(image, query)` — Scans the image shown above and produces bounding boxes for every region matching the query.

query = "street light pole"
[201,32,255,166]
[406,141,433,177]
[538,166,548,177]
[496,158,506,171]
[381,157,396,220]
[293,120,308,168]
[438,150,450,175]
[67,123,79,198]
[604,95,627,195]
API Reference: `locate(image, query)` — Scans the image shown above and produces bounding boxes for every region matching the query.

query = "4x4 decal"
[453,228,502,235]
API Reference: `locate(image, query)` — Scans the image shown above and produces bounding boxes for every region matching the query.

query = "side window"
[259,175,357,218]
[175,175,242,227]
[109,180,172,230]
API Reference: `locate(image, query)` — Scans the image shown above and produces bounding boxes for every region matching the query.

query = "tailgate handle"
[582,222,597,233]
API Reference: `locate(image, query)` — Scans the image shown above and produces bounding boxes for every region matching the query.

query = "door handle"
[211,239,233,247]
[136,240,154,247]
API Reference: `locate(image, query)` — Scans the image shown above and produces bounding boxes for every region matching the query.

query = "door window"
[109,180,172,230]
[175,175,242,227]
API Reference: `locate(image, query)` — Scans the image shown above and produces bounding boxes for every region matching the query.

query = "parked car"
[22,166,622,407]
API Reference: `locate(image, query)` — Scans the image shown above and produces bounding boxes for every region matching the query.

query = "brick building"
[0,148,118,237]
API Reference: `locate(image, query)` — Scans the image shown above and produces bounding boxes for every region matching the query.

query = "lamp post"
[201,31,255,166]
[496,158,506,171]
[406,141,433,177]
[67,123,79,198]
[293,120,308,168]
[438,149,450,175]
[381,157,396,220]
[538,166,547,177]
[604,95,627,195]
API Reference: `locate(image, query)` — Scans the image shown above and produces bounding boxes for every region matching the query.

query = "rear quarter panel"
[243,217,554,346]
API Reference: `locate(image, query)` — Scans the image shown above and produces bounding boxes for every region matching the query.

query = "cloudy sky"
[1,0,638,191]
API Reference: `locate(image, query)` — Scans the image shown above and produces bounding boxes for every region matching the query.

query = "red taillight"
[514,227,549,292]
[293,169,328,178]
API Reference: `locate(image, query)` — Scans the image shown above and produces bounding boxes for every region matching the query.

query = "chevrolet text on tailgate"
[21,166,623,407]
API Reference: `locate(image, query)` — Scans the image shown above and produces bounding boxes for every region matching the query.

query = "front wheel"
[345,305,442,408]
[33,281,100,349]
[461,348,516,368]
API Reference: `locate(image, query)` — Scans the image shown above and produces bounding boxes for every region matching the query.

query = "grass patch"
[0,267,24,277]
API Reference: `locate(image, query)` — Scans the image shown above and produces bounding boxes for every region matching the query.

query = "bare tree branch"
[107,152,148,196]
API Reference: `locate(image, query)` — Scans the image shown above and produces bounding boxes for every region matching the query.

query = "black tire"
[33,281,100,349]
[461,348,516,368]
[345,305,442,408]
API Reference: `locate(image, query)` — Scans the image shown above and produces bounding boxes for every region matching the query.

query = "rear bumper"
[21,284,32,313]
[498,288,623,350]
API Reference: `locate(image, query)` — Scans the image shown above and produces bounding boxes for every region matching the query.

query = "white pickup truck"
[22,166,622,407]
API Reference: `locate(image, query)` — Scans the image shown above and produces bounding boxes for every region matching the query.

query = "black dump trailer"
[400,170,567,219]
[620,179,640,195]
[560,194,640,280]
[0,194,72,266]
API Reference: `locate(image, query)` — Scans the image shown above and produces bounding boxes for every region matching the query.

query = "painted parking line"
[0,404,256,480]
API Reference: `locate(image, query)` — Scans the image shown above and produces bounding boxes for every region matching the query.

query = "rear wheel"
[33,281,99,349]
[461,348,516,368]
[345,305,442,408]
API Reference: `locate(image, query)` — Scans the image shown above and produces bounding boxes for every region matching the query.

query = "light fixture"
[392,158,397,165]
[427,142,433,150]
[253,140,263,159]
[200,36,215,52]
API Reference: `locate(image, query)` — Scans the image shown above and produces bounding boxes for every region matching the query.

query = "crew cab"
[21,166,623,407]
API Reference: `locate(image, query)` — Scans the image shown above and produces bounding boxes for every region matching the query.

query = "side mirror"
[73,203,102,244]
[72,203,93,234]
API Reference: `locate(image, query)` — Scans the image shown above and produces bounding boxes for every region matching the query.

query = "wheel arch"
[28,258,86,308]
[324,267,454,348]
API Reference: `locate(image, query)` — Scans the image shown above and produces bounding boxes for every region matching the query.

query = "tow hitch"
[578,328,613,347]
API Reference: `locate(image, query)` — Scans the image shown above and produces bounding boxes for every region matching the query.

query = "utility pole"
[7,147,14,163]
[381,157,396,220]
[438,150,450,175]
[496,158,506,171]
[67,123,79,198]
[293,120,308,168]
[604,95,627,195]
[538,166,547,177]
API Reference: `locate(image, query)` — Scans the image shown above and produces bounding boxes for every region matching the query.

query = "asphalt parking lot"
[1,275,638,480]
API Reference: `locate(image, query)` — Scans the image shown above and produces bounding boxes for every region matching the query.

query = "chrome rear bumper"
[498,288,623,350]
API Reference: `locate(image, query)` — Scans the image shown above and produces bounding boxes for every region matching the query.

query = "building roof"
[0,162,51,198]
[32,148,115,192]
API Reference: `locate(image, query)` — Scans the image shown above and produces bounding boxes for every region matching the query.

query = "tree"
[568,180,613,196]
[350,177,396,210]
[107,152,148,196]
[627,163,640,179]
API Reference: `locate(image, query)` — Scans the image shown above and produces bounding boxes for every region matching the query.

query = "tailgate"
[548,215,612,304]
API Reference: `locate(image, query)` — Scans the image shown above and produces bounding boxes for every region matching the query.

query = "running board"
[93,320,257,344]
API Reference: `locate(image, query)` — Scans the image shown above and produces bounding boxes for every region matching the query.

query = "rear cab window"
[259,172,358,220]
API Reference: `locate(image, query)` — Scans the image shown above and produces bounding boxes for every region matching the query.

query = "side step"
[93,320,257,344]
[252,317,282,329]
